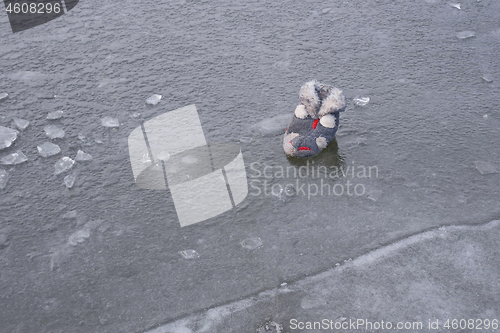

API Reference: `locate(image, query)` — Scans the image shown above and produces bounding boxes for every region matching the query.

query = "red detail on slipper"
[298,147,312,151]
[312,119,319,129]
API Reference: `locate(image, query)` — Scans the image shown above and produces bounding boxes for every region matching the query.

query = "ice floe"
[54,157,75,175]
[101,116,119,128]
[75,150,92,161]
[44,125,65,139]
[0,126,18,150]
[146,94,162,105]
[1,151,27,165]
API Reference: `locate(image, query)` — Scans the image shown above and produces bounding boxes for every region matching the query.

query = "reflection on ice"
[47,111,64,120]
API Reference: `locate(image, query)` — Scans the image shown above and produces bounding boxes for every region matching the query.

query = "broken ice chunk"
[0,126,18,150]
[54,157,75,175]
[482,75,493,83]
[240,137,252,144]
[146,94,162,105]
[0,169,9,189]
[251,114,291,136]
[0,93,8,101]
[75,150,92,161]
[1,151,27,165]
[456,31,475,39]
[13,118,29,131]
[101,116,119,128]
[44,125,65,139]
[37,142,61,157]
[47,111,63,120]
[474,161,497,175]
[241,237,263,250]
[449,3,461,9]
[36,93,56,99]
[353,97,370,106]
[68,229,90,246]
[179,249,199,259]
[62,210,78,219]
[64,174,76,188]
[367,189,383,202]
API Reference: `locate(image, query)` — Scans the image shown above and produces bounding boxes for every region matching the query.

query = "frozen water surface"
[1,151,27,165]
[13,118,29,131]
[74,150,92,161]
[46,111,64,120]
[101,116,119,128]
[0,169,8,189]
[54,157,75,175]
[146,94,162,105]
[37,142,61,157]
[44,125,65,139]
[0,126,18,150]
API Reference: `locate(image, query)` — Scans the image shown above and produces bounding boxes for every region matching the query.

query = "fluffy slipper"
[283,80,346,158]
